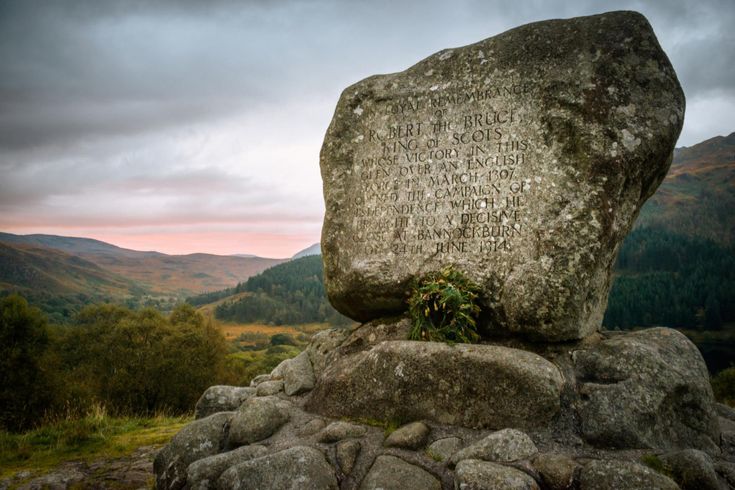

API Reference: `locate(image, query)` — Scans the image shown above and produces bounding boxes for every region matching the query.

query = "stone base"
[155,323,728,490]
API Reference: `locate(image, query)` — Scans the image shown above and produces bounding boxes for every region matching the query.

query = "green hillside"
[203,256,351,326]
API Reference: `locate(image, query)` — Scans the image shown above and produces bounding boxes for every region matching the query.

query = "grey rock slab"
[194,386,253,419]
[307,328,350,377]
[228,396,289,446]
[579,460,680,490]
[216,446,337,490]
[427,437,463,462]
[384,421,430,449]
[450,428,538,465]
[154,412,233,490]
[320,11,684,341]
[336,440,361,475]
[532,453,578,490]
[255,379,284,396]
[574,327,720,451]
[359,455,440,490]
[298,418,327,436]
[454,459,540,490]
[308,340,562,430]
[282,350,316,395]
[318,421,367,443]
[186,445,267,490]
[661,449,720,490]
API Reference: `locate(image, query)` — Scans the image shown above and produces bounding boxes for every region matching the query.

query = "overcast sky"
[0,0,732,257]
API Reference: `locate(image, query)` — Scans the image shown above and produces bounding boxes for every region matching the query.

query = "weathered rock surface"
[194,386,253,419]
[450,428,538,465]
[454,459,540,489]
[532,453,578,490]
[282,350,316,395]
[154,412,232,490]
[228,396,290,446]
[336,440,361,475]
[384,421,430,449]
[216,446,337,490]
[578,460,680,490]
[317,421,367,443]
[574,327,720,451]
[359,455,440,490]
[186,444,267,490]
[427,437,463,462]
[320,10,684,341]
[255,379,283,396]
[661,449,721,490]
[307,340,563,429]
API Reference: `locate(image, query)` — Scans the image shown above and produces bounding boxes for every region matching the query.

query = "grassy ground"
[0,408,190,480]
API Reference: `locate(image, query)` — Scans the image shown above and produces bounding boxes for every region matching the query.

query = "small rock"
[282,351,316,395]
[426,437,463,462]
[451,428,538,465]
[250,374,271,386]
[454,459,540,490]
[154,412,233,490]
[359,455,440,490]
[533,453,578,490]
[256,380,284,396]
[186,444,267,490]
[579,460,679,490]
[722,431,735,458]
[384,421,430,450]
[228,396,289,446]
[194,385,253,419]
[716,403,735,421]
[318,421,367,443]
[299,418,327,436]
[715,461,735,488]
[217,446,337,489]
[661,449,720,490]
[336,440,361,475]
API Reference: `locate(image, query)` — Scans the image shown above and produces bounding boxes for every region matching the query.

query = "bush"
[54,303,228,416]
[0,295,54,432]
[407,267,481,343]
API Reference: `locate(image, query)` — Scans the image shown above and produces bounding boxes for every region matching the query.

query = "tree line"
[210,256,352,326]
[0,295,228,432]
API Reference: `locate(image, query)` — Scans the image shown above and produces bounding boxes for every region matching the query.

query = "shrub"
[407,266,481,343]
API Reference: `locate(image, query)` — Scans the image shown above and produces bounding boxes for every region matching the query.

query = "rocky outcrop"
[574,328,720,451]
[154,323,732,490]
[306,340,564,430]
[320,10,684,342]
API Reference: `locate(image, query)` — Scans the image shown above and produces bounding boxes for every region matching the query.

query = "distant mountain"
[634,132,735,245]
[292,243,321,259]
[0,233,288,320]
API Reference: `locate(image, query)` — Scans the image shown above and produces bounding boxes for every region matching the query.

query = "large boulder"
[216,446,338,490]
[194,386,253,419]
[307,340,563,429]
[359,455,440,490]
[454,460,540,490]
[154,412,233,490]
[186,445,267,490]
[574,328,720,451]
[228,396,290,446]
[578,460,679,490]
[320,10,684,341]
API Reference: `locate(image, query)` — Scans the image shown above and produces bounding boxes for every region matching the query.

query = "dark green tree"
[0,294,53,431]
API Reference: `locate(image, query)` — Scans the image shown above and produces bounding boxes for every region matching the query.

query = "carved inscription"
[350,83,534,256]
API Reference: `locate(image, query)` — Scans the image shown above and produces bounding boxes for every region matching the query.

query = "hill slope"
[634,132,735,244]
[0,233,285,297]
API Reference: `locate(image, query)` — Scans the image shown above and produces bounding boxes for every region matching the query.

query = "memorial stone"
[320,10,684,341]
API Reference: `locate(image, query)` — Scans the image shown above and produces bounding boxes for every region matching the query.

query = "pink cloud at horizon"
[1,226,321,259]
